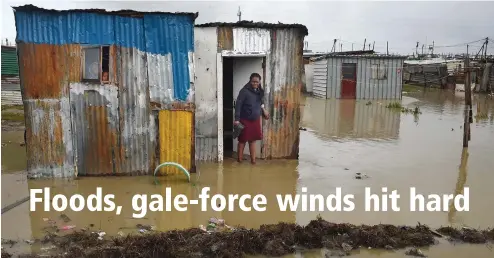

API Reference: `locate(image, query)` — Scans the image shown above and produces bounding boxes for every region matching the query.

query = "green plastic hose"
[153,162,191,184]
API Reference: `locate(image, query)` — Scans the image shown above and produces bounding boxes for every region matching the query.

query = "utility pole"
[363,38,366,51]
[386,41,389,55]
[237,6,242,21]
[416,42,419,56]
[372,41,375,51]
[331,39,337,52]
[463,45,472,147]
[484,37,489,60]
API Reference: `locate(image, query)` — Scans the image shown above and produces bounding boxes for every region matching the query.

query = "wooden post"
[463,45,472,147]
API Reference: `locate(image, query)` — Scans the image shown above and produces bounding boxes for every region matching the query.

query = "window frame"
[371,63,388,80]
[80,45,111,84]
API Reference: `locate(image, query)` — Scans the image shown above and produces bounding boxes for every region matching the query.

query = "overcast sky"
[2,0,494,55]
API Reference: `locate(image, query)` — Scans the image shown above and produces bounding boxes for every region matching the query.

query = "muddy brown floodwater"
[2,90,494,257]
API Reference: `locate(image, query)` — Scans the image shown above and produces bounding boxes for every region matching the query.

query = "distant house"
[14,5,197,179]
[311,52,407,99]
[1,45,21,105]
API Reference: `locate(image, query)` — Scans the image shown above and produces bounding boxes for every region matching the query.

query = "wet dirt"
[2,90,494,257]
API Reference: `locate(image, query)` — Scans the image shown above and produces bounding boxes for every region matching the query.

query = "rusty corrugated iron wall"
[17,43,76,178]
[14,6,196,178]
[263,28,305,159]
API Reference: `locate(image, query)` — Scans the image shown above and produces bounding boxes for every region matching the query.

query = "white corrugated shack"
[193,21,308,162]
[311,53,407,99]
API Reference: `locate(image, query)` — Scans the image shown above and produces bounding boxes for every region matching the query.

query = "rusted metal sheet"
[23,99,75,178]
[263,29,305,159]
[232,28,271,53]
[17,43,75,178]
[70,83,120,176]
[65,45,82,83]
[217,27,233,52]
[118,47,154,175]
[17,44,66,99]
[158,110,195,175]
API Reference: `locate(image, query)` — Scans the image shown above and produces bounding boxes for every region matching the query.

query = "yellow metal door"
[158,110,194,175]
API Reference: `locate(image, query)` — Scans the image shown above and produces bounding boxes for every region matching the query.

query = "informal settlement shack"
[1,45,21,105]
[14,5,197,178]
[193,21,308,162]
[311,52,407,99]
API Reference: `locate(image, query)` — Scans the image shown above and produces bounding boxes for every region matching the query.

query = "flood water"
[2,90,494,257]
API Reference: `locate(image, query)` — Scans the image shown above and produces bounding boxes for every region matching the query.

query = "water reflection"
[301,98,401,141]
[448,148,468,224]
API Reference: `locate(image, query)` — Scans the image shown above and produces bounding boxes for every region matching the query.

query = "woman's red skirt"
[238,117,262,143]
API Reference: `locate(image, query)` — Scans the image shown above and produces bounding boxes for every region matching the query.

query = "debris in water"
[136,224,155,231]
[1,249,12,258]
[117,231,125,237]
[10,218,494,258]
[24,240,35,245]
[1,239,17,248]
[437,226,489,243]
[59,214,71,223]
[405,247,426,257]
[344,168,349,171]
[299,127,307,131]
[94,231,106,240]
[60,225,76,230]
[341,242,352,252]
[42,218,49,222]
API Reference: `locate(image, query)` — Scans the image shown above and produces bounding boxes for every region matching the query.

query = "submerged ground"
[2,87,494,257]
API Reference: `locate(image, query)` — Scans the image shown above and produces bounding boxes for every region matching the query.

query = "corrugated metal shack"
[1,45,22,105]
[193,21,308,161]
[311,53,407,99]
[403,62,449,88]
[14,5,197,178]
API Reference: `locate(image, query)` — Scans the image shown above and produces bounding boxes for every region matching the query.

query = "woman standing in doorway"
[234,73,270,164]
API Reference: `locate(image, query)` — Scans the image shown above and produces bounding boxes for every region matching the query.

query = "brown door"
[341,63,357,99]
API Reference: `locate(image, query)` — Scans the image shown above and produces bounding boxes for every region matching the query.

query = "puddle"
[1,130,26,173]
[2,90,494,257]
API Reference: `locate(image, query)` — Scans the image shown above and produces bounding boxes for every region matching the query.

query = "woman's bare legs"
[237,142,245,162]
[248,141,256,164]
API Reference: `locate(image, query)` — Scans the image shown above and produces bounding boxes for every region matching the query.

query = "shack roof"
[196,20,309,35]
[312,50,407,61]
[12,4,198,19]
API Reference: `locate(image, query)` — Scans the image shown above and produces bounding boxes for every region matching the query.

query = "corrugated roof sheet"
[197,20,309,36]
[312,53,408,61]
[13,4,198,18]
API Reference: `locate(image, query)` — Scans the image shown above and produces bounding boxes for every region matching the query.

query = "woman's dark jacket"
[235,83,265,121]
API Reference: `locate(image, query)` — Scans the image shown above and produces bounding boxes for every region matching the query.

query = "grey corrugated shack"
[311,53,407,99]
